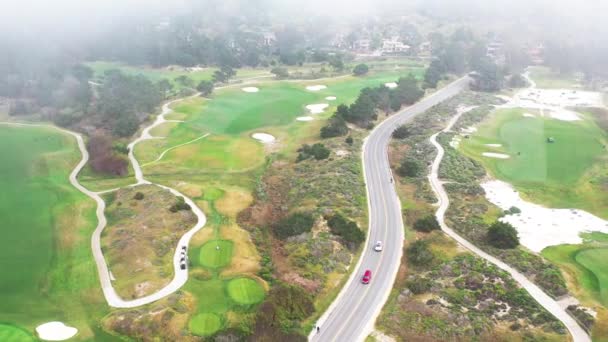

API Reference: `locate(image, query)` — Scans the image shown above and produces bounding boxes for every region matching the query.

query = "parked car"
[180,262,187,270]
[374,241,383,252]
[361,269,372,284]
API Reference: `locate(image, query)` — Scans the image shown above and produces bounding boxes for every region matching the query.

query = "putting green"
[227,277,265,305]
[460,108,608,216]
[199,240,234,269]
[576,248,608,306]
[0,324,35,342]
[189,313,222,336]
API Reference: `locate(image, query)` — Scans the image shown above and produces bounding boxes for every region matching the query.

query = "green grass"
[529,66,582,89]
[226,278,265,305]
[460,107,608,217]
[198,240,234,269]
[0,324,35,342]
[0,125,110,340]
[576,248,608,306]
[189,313,222,336]
[186,278,232,314]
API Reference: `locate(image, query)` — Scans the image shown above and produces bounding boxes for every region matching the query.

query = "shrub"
[169,197,191,213]
[353,63,370,76]
[296,143,330,162]
[487,221,519,249]
[406,276,432,294]
[326,214,365,247]
[345,136,353,145]
[274,212,315,239]
[87,134,128,176]
[270,67,289,79]
[397,158,423,178]
[133,192,144,200]
[508,74,528,88]
[320,115,348,138]
[407,240,434,267]
[196,80,214,96]
[413,215,440,233]
[392,125,411,139]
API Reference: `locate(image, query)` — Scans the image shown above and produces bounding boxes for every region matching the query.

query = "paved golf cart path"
[427,107,590,342]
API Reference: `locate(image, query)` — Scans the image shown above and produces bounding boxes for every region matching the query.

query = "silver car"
[374,241,383,252]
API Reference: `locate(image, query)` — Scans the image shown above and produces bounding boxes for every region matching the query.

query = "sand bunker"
[296,116,314,121]
[522,113,535,118]
[306,85,327,91]
[449,136,462,148]
[485,144,502,147]
[242,87,259,93]
[482,152,510,159]
[251,133,275,143]
[549,110,581,121]
[461,126,478,134]
[482,180,608,252]
[36,322,78,341]
[325,96,337,101]
[385,82,398,89]
[306,103,329,114]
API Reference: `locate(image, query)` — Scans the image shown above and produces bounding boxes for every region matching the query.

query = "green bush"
[169,197,191,213]
[274,212,315,239]
[487,221,519,249]
[397,158,423,178]
[326,214,365,248]
[133,192,144,200]
[406,276,432,294]
[392,125,411,139]
[296,143,330,162]
[413,215,440,233]
[406,240,434,267]
[353,63,370,76]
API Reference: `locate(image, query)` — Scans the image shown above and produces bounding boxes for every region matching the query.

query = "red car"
[361,270,372,284]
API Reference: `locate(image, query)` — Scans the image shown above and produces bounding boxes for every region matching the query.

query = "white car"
[374,241,383,252]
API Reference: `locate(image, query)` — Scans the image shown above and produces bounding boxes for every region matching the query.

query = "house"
[262,32,276,47]
[353,39,371,52]
[381,37,410,54]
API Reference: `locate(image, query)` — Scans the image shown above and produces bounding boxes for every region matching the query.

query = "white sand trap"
[36,322,78,341]
[482,180,608,252]
[549,110,581,121]
[325,96,337,101]
[461,126,478,134]
[483,152,510,159]
[306,103,329,114]
[522,113,535,118]
[296,116,314,121]
[242,87,259,93]
[251,133,275,143]
[306,85,327,91]
[385,82,398,89]
[336,149,350,156]
[485,144,502,147]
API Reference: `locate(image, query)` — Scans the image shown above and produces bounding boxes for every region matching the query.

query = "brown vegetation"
[87,134,128,176]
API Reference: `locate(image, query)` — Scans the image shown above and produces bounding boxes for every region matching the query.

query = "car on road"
[361,270,372,284]
[374,240,383,252]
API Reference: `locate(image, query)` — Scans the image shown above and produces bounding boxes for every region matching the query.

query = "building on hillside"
[528,43,545,65]
[381,37,410,54]
[262,32,276,47]
[353,39,371,52]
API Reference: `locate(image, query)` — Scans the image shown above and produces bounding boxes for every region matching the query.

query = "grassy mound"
[227,278,265,305]
[188,313,222,337]
[199,240,234,269]
[576,248,608,306]
[0,324,35,341]
[460,107,608,217]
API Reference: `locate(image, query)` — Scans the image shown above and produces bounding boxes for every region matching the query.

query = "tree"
[423,59,444,89]
[274,212,315,239]
[175,75,194,88]
[353,63,369,76]
[320,114,348,138]
[297,143,331,161]
[487,221,519,249]
[112,113,139,137]
[508,74,528,88]
[407,240,434,267]
[471,57,503,92]
[392,125,411,139]
[196,80,214,96]
[413,215,440,232]
[326,214,365,248]
[157,79,173,98]
[329,56,345,71]
[87,134,128,176]
[271,67,289,79]
[397,158,422,177]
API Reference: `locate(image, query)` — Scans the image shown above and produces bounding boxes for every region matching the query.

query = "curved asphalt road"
[310,77,471,342]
